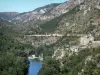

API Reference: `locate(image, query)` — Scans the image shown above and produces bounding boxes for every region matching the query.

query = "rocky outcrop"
[80,34,94,46]
[10,3,60,24]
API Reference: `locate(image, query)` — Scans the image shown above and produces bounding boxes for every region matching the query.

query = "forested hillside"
[0,19,34,75]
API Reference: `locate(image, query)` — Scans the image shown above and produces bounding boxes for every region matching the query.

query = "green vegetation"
[0,20,33,75]
[38,56,60,75]
[38,47,100,75]
[0,35,29,75]
[40,13,68,33]
[35,45,54,57]
[63,47,100,75]
[40,17,61,33]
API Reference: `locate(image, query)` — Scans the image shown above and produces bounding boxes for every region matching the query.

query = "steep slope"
[21,0,100,49]
[40,0,100,36]
[55,0,100,35]
[9,1,75,25]
[39,0,85,33]
[21,1,73,27]
[39,0,100,58]
[11,3,60,24]
[38,0,100,75]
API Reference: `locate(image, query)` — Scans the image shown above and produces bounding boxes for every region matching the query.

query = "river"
[28,59,42,75]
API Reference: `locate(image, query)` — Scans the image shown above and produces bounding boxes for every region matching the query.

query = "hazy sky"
[0,0,67,13]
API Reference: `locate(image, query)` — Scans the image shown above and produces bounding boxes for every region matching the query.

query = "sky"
[0,0,67,13]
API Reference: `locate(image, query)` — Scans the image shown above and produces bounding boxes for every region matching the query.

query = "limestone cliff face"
[54,0,100,35]
[45,0,100,61]
[10,3,60,24]
[6,0,81,24]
